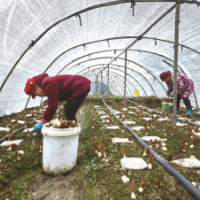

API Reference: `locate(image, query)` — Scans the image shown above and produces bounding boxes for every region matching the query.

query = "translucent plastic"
[0,1,200,116]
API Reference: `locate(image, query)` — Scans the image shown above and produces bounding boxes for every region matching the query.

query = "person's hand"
[34,121,43,133]
[166,91,171,97]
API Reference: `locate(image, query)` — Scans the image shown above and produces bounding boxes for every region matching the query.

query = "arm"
[42,83,59,121]
[166,80,173,94]
[34,83,59,133]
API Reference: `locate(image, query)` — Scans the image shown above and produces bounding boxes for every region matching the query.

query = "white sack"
[106,126,120,130]
[170,158,200,168]
[23,128,34,133]
[120,157,148,170]
[131,126,145,131]
[141,136,161,142]
[123,121,136,125]
[0,127,10,132]
[0,139,23,146]
[111,138,130,143]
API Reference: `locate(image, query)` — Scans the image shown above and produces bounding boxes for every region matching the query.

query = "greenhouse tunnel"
[0,0,200,116]
[1,1,200,200]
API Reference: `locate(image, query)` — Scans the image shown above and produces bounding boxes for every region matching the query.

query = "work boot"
[184,109,193,117]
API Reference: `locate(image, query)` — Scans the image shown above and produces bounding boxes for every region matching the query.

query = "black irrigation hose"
[102,99,200,200]
[0,115,42,143]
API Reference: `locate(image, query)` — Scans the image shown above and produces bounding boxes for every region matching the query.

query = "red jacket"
[33,73,91,121]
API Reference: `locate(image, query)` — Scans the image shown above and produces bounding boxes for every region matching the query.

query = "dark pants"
[177,94,192,110]
[64,89,90,120]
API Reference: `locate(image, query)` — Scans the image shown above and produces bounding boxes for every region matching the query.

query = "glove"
[34,121,43,133]
[166,91,171,97]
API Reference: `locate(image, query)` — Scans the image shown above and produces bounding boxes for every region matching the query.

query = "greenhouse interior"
[1,0,200,199]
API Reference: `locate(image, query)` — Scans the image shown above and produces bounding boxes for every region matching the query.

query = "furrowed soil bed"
[0,97,200,200]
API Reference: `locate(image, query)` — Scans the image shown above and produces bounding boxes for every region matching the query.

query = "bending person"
[159,71,194,116]
[24,73,91,133]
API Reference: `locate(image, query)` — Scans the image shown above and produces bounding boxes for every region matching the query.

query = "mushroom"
[180,138,186,152]
[148,154,153,169]
[138,182,146,192]
[142,148,149,157]
[7,143,17,151]
[5,190,14,200]
[131,182,136,199]
[17,150,24,160]
[101,144,106,158]
[121,175,130,183]
[190,137,198,149]
[121,147,126,158]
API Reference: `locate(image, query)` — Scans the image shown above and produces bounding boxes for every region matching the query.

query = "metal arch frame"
[1,1,200,94]
[18,1,197,109]
[76,64,149,95]
[56,51,165,89]
[0,0,132,93]
[62,49,198,107]
[83,69,134,96]
[38,70,133,108]
[25,60,140,109]
[57,55,199,108]
[77,64,151,96]
[87,73,125,96]
[102,73,134,97]
[90,72,133,97]
[53,48,198,107]
[56,48,183,73]
[84,64,141,96]
[58,56,158,95]
[83,72,132,97]
[45,37,200,74]
[87,74,120,96]
[86,75,122,96]
[82,69,134,97]
[25,56,156,110]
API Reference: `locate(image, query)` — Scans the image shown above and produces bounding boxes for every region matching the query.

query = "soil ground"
[1,97,200,200]
[24,107,86,200]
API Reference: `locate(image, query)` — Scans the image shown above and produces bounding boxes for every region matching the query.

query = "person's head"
[159,71,171,83]
[24,78,46,98]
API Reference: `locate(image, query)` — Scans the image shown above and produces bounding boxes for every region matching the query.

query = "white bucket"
[41,125,81,175]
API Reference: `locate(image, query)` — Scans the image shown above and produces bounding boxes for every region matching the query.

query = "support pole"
[101,71,103,95]
[107,65,110,95]
[124,50,127,108]
[96,75,98,95]
[173,2,180,128]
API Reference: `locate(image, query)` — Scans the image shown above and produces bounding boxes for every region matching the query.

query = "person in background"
[24,73,91,133]
[159,71,194,116]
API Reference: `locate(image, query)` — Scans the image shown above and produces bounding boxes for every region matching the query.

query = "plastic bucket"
[161,102,173,113]
[41,125,81,175]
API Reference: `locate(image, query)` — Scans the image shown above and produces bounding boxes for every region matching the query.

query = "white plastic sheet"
[0,2,200,116]
[123,120,136,125]
[120,157,148,170]
[0,139,23,146]
[0,127,10,132]
[106,126,120,130]
[131,126,145,131]
[170,158,200,168]
[111,138,130,143]
[23,128,34,133]
[141,136,161,142]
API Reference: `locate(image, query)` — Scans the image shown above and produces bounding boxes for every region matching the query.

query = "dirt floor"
[24,107,87,200]
[1,97,200,200]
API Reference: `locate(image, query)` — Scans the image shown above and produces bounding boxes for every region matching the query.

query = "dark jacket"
[33,73,91,121]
